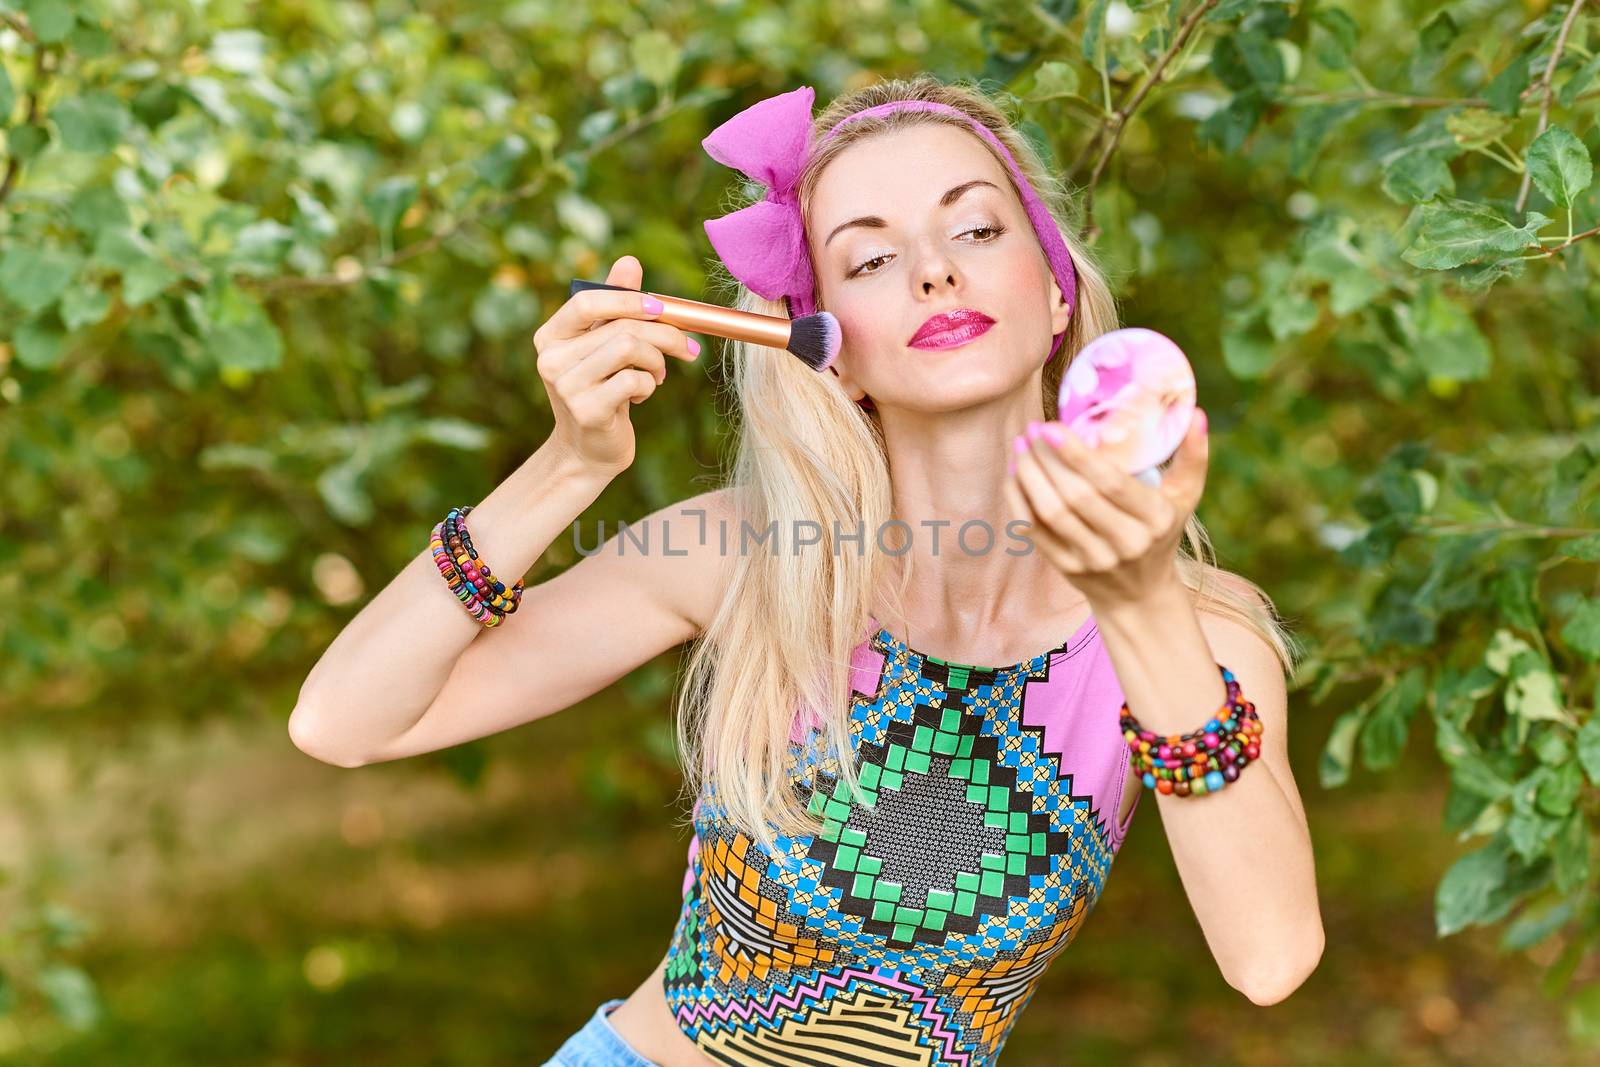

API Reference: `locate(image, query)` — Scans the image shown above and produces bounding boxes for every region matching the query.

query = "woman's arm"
[287,253,713,767]
[287,471,735,768]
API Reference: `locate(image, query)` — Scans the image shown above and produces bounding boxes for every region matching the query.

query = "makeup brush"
[568,279,840,373]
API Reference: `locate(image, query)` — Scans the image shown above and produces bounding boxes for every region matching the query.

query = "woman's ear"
[828,356,868,405]
[1049,274,1072,338]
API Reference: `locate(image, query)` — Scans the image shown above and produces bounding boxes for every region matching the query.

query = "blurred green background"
[3,0,1600,1063]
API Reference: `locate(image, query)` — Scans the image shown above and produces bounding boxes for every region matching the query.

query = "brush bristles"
[786,311,841,372]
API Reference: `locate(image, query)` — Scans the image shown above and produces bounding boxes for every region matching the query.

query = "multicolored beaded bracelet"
[1120,664,1264,797]
[443,507,521,617]
[429,504,525,628]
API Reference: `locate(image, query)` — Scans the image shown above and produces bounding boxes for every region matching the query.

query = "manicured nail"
[643,295,664,316]
[1012,435,1028,455]
[687,336,701,357]
[1040,422,1066,447]
[1025,420,1042,442]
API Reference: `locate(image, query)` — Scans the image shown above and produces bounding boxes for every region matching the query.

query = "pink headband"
[701,85,1078,363]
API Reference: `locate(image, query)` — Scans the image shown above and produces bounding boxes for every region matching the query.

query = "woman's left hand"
[1003,410,1210,606]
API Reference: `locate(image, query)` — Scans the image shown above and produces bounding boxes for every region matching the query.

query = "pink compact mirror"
[1057,327,1198,488]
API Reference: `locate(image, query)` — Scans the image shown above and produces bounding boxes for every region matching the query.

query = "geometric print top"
[662,612,1139,1066]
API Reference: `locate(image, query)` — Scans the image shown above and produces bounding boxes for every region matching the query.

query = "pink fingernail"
[1012,435,1028,455]
[1041,422,1066,446]
[1197,409,1208,435]
[1025,420,1042,441]
[687,336,700,357]
[643,295,664,316]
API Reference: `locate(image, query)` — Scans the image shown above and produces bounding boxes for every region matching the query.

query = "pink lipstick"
[908,308,996,350]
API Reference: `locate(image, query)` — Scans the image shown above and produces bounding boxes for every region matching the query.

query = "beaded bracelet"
[429,504,525,628]
[443,508,520,617]
[1120,664,1263,797]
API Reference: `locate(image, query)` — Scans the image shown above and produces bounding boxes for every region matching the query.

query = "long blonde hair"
[674,74,1302,853]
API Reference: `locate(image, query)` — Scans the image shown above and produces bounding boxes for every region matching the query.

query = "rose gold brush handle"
[569,279,793,350]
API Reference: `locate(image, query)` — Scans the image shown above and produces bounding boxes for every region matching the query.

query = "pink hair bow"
[700,85,821,320]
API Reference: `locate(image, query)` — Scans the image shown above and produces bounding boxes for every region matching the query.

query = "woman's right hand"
[533,254,700,477]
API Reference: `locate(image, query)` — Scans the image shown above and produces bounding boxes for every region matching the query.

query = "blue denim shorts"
[541,997,662,1067]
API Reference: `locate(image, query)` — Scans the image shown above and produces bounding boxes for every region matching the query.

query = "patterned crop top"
[661,612,1140,1066]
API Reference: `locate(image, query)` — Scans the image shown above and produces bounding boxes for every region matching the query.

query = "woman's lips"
[908,310,997,350]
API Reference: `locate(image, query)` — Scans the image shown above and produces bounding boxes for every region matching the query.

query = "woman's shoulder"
[637,485,742,636]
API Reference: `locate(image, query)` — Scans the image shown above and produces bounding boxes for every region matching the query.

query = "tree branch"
[1515,0,1587,213]
[1522,222,1600,257]
[1074,0,1220,244]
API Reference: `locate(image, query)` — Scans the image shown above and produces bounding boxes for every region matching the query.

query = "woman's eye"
[847,223,1005,279]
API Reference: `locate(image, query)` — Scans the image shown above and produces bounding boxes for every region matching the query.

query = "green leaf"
[1485,49,1533,116]
[124,259,179,307]
[470,286,541,341]
[1561,595,1600,661]
[1214,30,1284,91]
[1435,837,1510,936]
[35,964,99,1031]
[1302,236,1386,315]
[1525,127,1593,209]
[1197,90,1266,154]
[203,284,284,373]
[1553,812,1591,894]
[1532,728,1572,767]
[1410,10,1458,90]
[1220,309,1276,379]
[1320,704,1366,788]
[1026,61,1082,101]
[1382,150,1455,204]
[1401,199,1549,270]
[1203,0,1263,23]
[472,134,529,189]
[13,318,66,369]
[7,123,48,163]
[628,30,681,90]
[1560,534,1600,561]
[1536,760,1582,817]
[1311,8,1358,70]
[51,91,131,154]
[59,284,111,330]
[364,175,418,253]
[1290,102,1361,180]
[22,0,76,44]
[0,245,81,314]
[1409,286,1491,381]
[317,454,374,525]
[1359,666,1426,770]
[1501,893,1576,952]
[1506,663,1575,727]
[1445,108,1514,149]
[1577,716,1600,785]
[1082,0,1110,64]
[1558,53,1600,108]
[415,418,491,450]
[1451,756,1514,801]
[1266,290,1318,340]
[67,184,131,234]
[0,58,14,124]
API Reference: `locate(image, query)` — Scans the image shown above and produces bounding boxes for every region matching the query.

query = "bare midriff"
[604,954,720,1067]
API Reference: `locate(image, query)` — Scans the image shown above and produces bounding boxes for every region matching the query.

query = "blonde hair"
[673,74,1303,854]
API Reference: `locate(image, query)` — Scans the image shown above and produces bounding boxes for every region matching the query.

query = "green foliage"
[3,0,1600,1045]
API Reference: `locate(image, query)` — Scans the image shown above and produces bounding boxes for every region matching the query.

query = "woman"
[288,75,1322,1067]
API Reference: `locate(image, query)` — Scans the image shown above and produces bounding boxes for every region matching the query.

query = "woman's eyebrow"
[822,178,1002,248]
